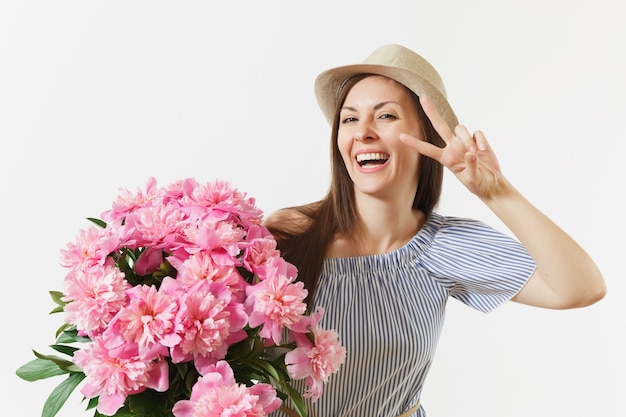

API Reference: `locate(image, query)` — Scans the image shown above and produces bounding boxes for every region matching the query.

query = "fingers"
[454,125,476,152]
[455,126,491,154]
[419,96,454,144]
[421,95,490,152]
[463,146,479,181]
[473,130,488,151]
[399,133,443,162]
[411,97,496,174]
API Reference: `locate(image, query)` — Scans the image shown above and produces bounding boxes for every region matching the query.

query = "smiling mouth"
[356,152,390,167]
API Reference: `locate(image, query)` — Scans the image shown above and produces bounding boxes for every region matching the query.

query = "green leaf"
[127,390,164,414]
[49,291,67,311]
[56,328,91,344]
[50,343,80,357]
[237,265,255,282]
[86,397,98,411]
[173,361,189,379]
[49,305,64,314]
[42,372,85,417]
[249,358,281,381]
[280,382,307,417]
[49,290,64,302]
[269,358,291,381]
[33,350,83,373]
[54,322,72,339]
[117,251,140,286]
[87,217,107,228]
[15,358,68,381]
[184,369,199,393]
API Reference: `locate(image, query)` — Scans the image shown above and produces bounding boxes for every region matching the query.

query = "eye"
[379,113,397,120]
[341,116,358,124]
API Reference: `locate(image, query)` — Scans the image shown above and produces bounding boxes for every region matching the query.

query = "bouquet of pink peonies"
[16,177,345,417]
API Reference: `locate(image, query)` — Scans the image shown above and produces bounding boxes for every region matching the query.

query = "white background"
[1,1,623,416]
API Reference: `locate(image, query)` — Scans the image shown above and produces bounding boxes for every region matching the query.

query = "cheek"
[400,145,421,174]
[413,155,422,176]
[336,135,352,165]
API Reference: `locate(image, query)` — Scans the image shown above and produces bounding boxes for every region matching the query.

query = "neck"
[345,194,425,256]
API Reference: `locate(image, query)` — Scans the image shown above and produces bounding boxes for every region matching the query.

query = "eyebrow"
[340,101,399,113]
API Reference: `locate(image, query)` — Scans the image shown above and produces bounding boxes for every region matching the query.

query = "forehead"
[345,75,411,102]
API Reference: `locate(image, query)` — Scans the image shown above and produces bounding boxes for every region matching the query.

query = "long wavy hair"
[267,74,446,303]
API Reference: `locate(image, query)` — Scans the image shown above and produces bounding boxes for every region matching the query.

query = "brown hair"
[267,74,446,303]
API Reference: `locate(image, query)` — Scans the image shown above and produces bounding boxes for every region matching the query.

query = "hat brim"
[314,64,458,130]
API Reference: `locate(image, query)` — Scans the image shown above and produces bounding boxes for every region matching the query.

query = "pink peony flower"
[184,218,248,258]
[184,179,263,227]
[170,249,245,294]
[172,361,281,417]
[242,225,282,279]
[285,327,346,401]
[263,255,299,284]
[124,203,188,250]
[245,271,308,345]
[170,280,248,374]
[100,176,161,223]
[104,284,178,360]
[74,335,169,416]
[62,264,129,337]
[60,225,130,272]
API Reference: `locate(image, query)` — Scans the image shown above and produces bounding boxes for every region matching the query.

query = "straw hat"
[314,44,458,129]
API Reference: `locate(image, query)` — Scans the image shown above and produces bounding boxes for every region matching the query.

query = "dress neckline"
[322,212,444,273]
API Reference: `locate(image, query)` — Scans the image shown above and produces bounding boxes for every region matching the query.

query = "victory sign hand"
[400,96,503,200]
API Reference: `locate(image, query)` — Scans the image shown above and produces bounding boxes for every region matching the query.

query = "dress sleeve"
[420,216,536,313]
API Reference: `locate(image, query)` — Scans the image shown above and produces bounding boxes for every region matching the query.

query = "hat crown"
[363,44,447,98]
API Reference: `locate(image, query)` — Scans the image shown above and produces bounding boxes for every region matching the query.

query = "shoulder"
[423,213,531,264]
[430,213,497,237]
[423,213,525,253]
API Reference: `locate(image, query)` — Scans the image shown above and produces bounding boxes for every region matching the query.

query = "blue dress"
[274,212,535,417]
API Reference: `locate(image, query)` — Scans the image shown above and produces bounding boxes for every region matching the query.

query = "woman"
[265,44,606,417]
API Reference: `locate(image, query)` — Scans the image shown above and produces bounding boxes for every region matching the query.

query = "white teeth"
[356,153,389,162]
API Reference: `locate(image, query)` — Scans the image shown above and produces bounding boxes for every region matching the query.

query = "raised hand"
[400,95,503,200]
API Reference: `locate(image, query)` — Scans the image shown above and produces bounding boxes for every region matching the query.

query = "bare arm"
[479,177,605,308]
[400,96,606,309]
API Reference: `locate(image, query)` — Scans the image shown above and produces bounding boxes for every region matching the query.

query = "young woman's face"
[337,75,423,200]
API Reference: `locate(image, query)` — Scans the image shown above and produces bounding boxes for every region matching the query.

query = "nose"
[354,120,378,142]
